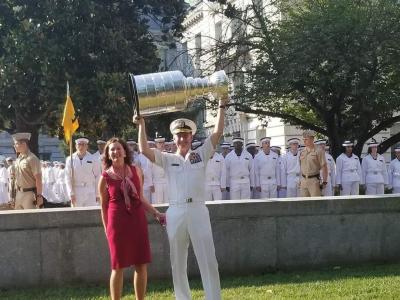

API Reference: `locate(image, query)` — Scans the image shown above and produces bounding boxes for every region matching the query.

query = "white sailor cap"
[53,161,59,165]
[147,140,156,145]
[287,138,300,145]
[154,136,166,143]
[96,140,106,144]
[12,132,31,142]
[246,142,256,149]
[394,145,400,152]
[342,140,353,147]
[232,137,244,144]
[59,162,65,166]
[315,139,327,145]
[126,140,137,145]
[302,130,316,138]
[75,137,89,144]
[170,118,197,135]
[367,139,379,148]
[220,142,230,149]
[325,145,330,150]
[6,157,13,162]
[260,137,271,144]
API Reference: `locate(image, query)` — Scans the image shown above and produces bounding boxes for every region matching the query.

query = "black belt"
[302,173,320,179]
[17,186,36,193]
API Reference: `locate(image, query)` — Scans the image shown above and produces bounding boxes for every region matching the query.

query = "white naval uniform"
[336,153,363,195]
[154,137,221,300]
[388,158,400,194]
[322,153,336,197]
[361,154,388,195]
[54,168,68,203]
[136,153,153,202]
[42,166,57,203]
[281,151,301,198]
[0,166,8,204]
[92,150,103,173]
[65,152,100,207]
[254,150,281,199]
[152,161,168,204]
[205,153,226,201]
[225,150,254,200]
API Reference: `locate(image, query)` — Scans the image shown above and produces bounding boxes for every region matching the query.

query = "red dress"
[103,165,151,269]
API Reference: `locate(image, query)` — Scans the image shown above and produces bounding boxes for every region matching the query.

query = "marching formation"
[1,130,400,210]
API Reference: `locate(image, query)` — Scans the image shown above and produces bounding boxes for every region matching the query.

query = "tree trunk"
[15,111,40,156]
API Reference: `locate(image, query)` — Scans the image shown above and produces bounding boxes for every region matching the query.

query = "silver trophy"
[128,70,229,116]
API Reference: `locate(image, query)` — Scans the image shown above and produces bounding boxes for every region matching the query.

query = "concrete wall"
[1,195,400,288]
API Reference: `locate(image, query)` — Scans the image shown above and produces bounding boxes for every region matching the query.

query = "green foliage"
[0,0,186,153]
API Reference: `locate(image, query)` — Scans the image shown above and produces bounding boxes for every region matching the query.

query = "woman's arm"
[98,175,109,234]
[135,166,165,223]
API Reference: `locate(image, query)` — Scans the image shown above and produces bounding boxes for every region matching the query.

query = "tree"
[0,0,187,155]
[206,0,400,158]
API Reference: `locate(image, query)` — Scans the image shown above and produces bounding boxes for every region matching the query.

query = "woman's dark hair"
[103,137,132,169]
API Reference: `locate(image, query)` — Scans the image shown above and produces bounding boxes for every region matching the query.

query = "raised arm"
[210,98,228,148]
[134,116,155,163]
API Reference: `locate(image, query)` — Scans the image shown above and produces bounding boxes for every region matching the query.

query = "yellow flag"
[61,84,79,143]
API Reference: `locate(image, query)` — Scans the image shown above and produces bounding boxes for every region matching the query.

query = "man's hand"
[36,195,44,208]
[256,186,261,192]
[221,187,226,192]
[71,195,77,207]
[150,186,155,193]
[226,187,230,192]
[133,114,144,126]
[96,197,100,203]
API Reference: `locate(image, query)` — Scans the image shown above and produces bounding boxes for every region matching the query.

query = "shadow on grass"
[1,262,400,299]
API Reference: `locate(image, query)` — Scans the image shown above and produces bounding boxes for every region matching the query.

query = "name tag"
[87,161,92,164]
[171,163,180,167]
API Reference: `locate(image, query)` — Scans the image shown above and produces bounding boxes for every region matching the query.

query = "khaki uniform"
[14,151,41,209]
[300,147,326,197]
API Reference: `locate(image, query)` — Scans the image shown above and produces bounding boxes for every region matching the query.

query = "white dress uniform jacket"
[136,153,153,202]
[154,137,221,300]
[361,154,388,195]
[281,151,301,198]
[152,160,168,204]
[322,153,336,197]
[225,150,255,200]
[388,158,400,193]
[254,150,281,198]
[336,153,363,195]
[205,153,226,201]
[0,166,8,204]
[65,152,100,207]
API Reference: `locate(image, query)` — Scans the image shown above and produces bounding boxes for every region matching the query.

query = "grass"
[1,263,400,299]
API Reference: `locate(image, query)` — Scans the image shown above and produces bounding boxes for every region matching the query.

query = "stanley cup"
[128,70,229,116]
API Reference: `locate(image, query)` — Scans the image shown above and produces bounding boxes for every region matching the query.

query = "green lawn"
[1,263,400,299]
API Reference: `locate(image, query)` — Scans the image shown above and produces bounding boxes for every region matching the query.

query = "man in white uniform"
[205,151,226,201]
[65,138,100,207]
[336,140,363,195]
[315,139,336,196]
[136,147,154,202]
[281,138,301,198]
[92,140,106,171]
[0,161,9,207]
[388,146,400,194]
[136,97,226,300]
[225,137,255,200]
[254,137,281,198]
[152,136,168,204]
[220,142,231,200]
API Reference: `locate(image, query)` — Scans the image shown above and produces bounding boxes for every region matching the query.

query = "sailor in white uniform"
[224,137,255,200]
[281,138,301,198]
[65,138,101,207]
[388,146,400,194]
[361,140,388,195]
[336,141,363,195]
[92,139,106,171]
[0,161,9,205]
[205,151,226,201]
[254,137,281,199]
[137,101,226,300]
[152,136,168,204]
[315,139,336,196]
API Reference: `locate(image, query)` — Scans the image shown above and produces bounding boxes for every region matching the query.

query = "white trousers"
[340,182,359,196]
[286,175,300,198]
[286,186,300,198]
[143,187,151,203]
[365,183,384,195]
[166,204,221,300]
[323,182,334,197]
[221,190,230,200]
[0,182,8,204]
[205,186,222,201]
[229,183,251,200]
[393,187,400,194]
[153,183,168,204]
[74,186,97,207]
[260,184,277,199]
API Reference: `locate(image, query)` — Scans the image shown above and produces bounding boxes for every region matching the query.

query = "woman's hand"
[154,211,166,227]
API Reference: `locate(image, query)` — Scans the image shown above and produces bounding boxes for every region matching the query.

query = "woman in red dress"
[99,137,165,300]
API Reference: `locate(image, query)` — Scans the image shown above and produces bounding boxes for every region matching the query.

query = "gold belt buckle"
[185,198,192,203]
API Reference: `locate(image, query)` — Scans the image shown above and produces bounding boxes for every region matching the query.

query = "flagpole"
[67,81,75,207]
